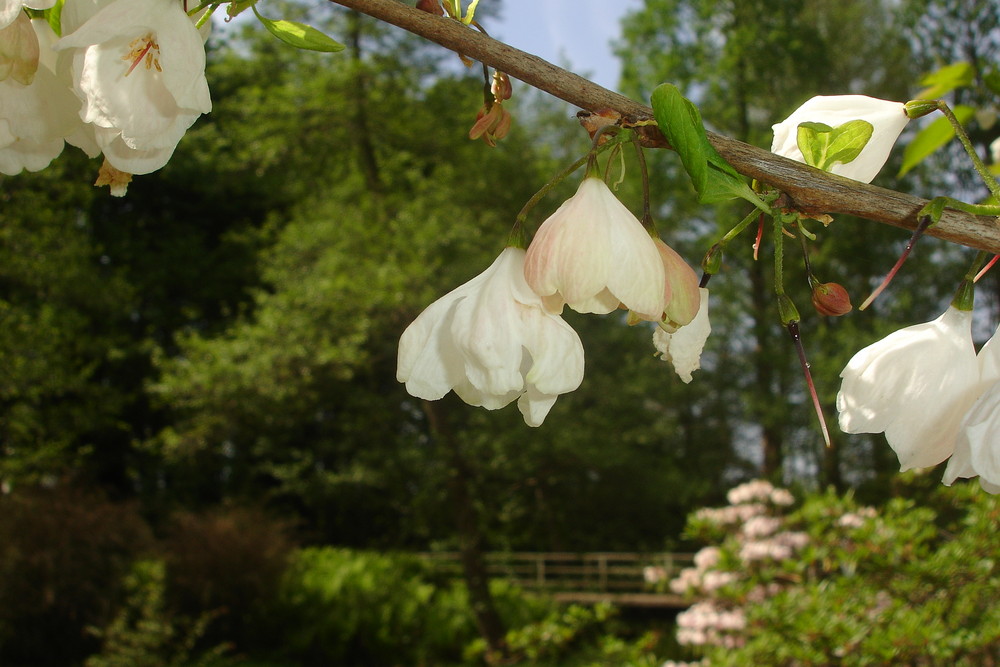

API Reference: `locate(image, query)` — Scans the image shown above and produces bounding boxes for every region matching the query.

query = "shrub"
[0,485,153,665]
[666,479,1000,666]
[159,505,296,654]
[274,547,556,666]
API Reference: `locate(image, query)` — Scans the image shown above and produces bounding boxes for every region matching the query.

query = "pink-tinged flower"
[524,177,665,319]
[653,287,710,383]
[837,306,981,470]
[55,0,211,174]
[0,11,38,85]
[655,238,701,329]
[944,326,1000,493]
[771,95,908,183]
[397,247,584,427]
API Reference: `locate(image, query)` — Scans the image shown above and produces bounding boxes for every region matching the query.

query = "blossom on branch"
[837,306,981,470]
[771,95,908,183]
[524,176,666,319]
[397,247,585,427]
[55,0,212,174]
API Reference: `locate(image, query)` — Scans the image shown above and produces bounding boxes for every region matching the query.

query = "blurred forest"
[1,0,998,664]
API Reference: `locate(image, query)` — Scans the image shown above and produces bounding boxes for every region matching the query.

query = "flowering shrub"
[666,480,1000,666]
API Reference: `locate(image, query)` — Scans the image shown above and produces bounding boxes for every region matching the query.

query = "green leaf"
[253,6,345,53]
[796,120,873,172]
[916,62,974,99]
[898,105,975,177]
[984,70,1000,97]
[650,83,769,212]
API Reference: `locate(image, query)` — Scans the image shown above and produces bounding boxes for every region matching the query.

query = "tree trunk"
[422,400,507,661]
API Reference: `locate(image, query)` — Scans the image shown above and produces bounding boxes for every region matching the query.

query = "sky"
[487,0,643,91]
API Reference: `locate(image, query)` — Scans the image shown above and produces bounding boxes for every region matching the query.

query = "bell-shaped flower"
[55,0,211,174]
[943,325,1000,493]
[655,238,701,329]
[771,95,908,183]
[0,19,83,174]
[524,177,665,320]
[837,306,981,470]
[654,287,711,383]
[397,247,585,427]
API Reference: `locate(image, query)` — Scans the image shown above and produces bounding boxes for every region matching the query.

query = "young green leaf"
[253,7,345,53]
[650,83,769,212]
[796,120,873,172]
[898,105,975,177]
[916,62,974,99]
[44,0,63,36]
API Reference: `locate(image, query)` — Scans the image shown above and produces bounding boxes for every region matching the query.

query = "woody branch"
[329,0,1000,254]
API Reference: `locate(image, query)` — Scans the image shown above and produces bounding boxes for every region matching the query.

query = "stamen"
[122,34,162,77]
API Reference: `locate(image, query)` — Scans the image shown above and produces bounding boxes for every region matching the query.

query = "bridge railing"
[418,551,696,608]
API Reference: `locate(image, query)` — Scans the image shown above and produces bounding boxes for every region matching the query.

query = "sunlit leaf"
[916,62,974,99]
[253,6,345,53]
[898,105,974,177]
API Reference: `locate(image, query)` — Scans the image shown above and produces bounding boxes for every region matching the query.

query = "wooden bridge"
[419,551,695,608]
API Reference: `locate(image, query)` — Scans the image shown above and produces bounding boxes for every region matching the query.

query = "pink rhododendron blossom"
[771,94,908,183]
[524,176,665,319]
[397,247,585,427]
[837,306,981,470]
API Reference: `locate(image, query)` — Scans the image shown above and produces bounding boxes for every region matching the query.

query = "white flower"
[653,287,710,383]
[943,325,1000,493]
[991,136,1000,166]
[1,0,55,31]
[55,0,211,174]
[524,176,665,319]
[397,247,585,427]
[0,19,83,174]
[837,306,981,470]
[771,95,908,183]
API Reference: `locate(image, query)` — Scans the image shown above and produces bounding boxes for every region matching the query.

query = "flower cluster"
[837,305,1000,492]
[1,0,211,194]
[670,480,812,654]
[398,175,705,426]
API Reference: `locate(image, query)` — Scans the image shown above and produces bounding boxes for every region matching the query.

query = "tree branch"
[330,0,1000,254]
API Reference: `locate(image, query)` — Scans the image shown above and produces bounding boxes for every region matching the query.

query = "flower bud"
[811,281,852,317]
[903,99,940,119]
[701,244,724,276]
[491,71,512,102]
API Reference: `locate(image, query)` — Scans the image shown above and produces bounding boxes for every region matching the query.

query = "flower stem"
[787,321,832,448]
[936,101,1000,203]
[858,213,934,311]
[974,254,1000,283]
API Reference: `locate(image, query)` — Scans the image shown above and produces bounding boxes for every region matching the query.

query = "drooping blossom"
[837,306,982,470]
[944,325,1000,493]
[397,247,585,427]
[655,237,701,329]
[0,19,83,174]
[55,0,212,174]
[771,95,908,183]
[653,287,711,383]
[523,176,666,319]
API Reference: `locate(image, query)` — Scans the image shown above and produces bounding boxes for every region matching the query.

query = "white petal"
[654,287,711,383]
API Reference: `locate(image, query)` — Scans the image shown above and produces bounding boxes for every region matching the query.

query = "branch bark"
[330,0,1000,254]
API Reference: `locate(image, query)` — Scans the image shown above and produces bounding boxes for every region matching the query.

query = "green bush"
[274,547,555,666]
